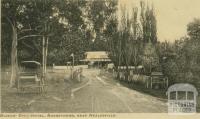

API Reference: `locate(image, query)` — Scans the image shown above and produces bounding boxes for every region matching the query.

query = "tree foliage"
[140,1,157,44]
[88,0,118,51]
[108,1,158,76]
[187,18,200,40]
[158,18,200,85]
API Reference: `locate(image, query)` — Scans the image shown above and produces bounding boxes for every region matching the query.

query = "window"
[170,92,176,100]
[178,91,186,100]
[187,91,194,100]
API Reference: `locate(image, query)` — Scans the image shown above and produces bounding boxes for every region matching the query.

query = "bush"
[162,59,179,83]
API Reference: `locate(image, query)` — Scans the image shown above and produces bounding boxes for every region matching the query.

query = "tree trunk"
[134,47,138,74]
[42,36,45,80]
[125,65,129,82]
[44,37,48,77]
[10,24,18,88]
[117,41,122,80]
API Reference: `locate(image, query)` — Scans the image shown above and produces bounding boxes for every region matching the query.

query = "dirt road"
[2,68,167,113]
[59,69,167,113]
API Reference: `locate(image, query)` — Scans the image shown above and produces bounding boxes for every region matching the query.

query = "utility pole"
[44,37,48,75]
[70,53,74,79]
[0,1,1,112]
[71,53,74,68]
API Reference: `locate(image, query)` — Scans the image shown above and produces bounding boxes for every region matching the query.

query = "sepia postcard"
[1,0,200,119]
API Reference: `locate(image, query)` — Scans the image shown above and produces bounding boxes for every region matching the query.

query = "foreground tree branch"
[18,35,43,41]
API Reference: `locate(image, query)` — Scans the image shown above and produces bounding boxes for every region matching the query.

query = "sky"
[118,0,200,42]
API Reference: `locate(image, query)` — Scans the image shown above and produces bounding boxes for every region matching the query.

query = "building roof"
[151,72,163,76]
[166,83,198,95]
[82,51,111,62]
[21,61,41,68]
[85,51,109,59]
[21,61,41,65]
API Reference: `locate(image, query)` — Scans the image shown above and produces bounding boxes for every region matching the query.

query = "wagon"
[16,61,45,93]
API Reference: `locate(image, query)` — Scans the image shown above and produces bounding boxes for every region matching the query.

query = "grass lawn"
[1,68,89,113]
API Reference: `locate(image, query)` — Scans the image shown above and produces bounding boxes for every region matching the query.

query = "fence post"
[77,69,80,82]
[52,63,55,72]
[70,67,73,80]
[166,77,169,88]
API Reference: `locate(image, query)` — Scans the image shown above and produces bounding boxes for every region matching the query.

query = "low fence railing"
[101,68,168,89]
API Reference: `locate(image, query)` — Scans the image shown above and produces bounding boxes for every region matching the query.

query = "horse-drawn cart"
[16,61,45,94]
